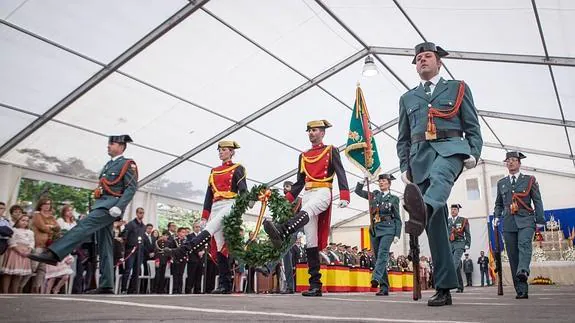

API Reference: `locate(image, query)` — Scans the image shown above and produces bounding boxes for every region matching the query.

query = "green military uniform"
[448,204,471,292]
[48,135,138,291]
[494,151,544,298]
[355,174,401,295]
[397,42,482,302]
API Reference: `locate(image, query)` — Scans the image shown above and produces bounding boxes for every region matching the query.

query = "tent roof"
[1,0,574,225]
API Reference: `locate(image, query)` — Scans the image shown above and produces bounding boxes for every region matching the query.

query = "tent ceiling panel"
[551,66,575,120]
[1,0,186,62]
[484,117,570,154]
[0,26,100,115]
[437,59,560,119]
[120,10,306,121]
[191,128,298,183]
[569,127,575,155]
[400,0,543,55]
[57,73,234,156]
[0,107,36,147]
[478,117,500,145]
[374,133,400,174]
[0,121,174,181]
[250,87,353,152]
[319,59,407,125]
[322,0,423,48]
[142,160,212,204]
[205,0,362,77]
[538,1,575,57]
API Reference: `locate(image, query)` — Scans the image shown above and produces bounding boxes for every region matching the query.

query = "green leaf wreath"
[223,184,293,267]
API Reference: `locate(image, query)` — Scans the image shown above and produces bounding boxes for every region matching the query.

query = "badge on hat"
[504,151,526,162]
[217,140,240,149]
[306,119,332,131]
[451,204,462,209]
[378,173,396,181]
[108,135,133,144]
[412,42,449,64]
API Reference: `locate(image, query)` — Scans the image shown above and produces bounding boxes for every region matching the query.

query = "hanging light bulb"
[362,55,378,77]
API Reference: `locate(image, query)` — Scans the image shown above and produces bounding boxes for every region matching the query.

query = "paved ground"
[0,285,572,322]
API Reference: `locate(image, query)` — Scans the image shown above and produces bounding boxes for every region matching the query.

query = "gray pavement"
[0,285,572,322]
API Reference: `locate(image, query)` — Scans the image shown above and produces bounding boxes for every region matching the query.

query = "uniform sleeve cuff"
[202,209,210,220]
[286,192,295,203]
[340,190,350,202]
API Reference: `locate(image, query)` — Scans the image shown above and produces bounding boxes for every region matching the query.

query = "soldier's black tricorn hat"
[283,181,294,186]
[412,42,449,64]
[504,151,526,162]
[378,173,396,181]
[108,135,133,144]
[451,204,462,209]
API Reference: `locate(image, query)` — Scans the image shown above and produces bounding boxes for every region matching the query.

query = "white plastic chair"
[138,260,156,294]
[164,263,174,294]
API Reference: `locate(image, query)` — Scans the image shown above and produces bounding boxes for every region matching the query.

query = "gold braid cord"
[300,145,334,182]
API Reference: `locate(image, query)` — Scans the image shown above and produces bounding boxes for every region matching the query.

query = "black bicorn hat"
[451,204,462,209]
[378,173,396,181]
[283,180,294,186]
[108,135,133,144]
[504,151,526,162]
[412,42,449,64]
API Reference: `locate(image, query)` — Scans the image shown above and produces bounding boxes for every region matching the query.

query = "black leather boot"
[264,211,309,248]
[28,249,60,266]
[168,230,211,259]
[212,252,232,294]
[302,247,322,297]
[427,289,452,306]
[403,183,428,236]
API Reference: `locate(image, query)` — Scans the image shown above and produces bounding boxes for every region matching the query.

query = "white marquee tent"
[1,0,574,241]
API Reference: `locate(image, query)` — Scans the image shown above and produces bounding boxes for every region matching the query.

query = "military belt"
[411,129,463,144]
[305,182,332,190]
[374,215,393,223]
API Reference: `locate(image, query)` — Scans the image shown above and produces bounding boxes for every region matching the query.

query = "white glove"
[338,200,349,208]
[465,245,470,250]
[492,217,500,228]
[464,155,477,169]
[109,206,122,217]
[401,171,411,184]
[393,236,400,244]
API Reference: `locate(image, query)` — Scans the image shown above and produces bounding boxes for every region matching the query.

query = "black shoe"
[211,287,232,294]
[403,183,427,236]
[516,272,528,283]
[375,290,389,296]
[302,287,322,297]
[280,289,294,294]
[516,293,528,299]
[428,289,452,306]
[85,288,114,294]
[28,250,59,266]
[263,220,283,249]
[371,280,379,288]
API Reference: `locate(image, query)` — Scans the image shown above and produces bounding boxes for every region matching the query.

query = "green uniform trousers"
[503,227,535,295]
[371,233,394,292]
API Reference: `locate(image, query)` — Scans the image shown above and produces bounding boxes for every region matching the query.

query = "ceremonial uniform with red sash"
[264,120,350,297]
[494,151,544,298]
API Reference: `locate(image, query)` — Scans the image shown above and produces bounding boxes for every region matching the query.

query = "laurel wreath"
[223,184,293,267]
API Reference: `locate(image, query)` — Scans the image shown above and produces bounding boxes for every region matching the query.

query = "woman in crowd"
[8,205,24,226]
[31,197,60,293]
[44,205,77,294]
[1,214,34,293]
[56,205,76,231]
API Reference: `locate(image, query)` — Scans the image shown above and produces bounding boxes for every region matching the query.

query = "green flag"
[344,85,381,179]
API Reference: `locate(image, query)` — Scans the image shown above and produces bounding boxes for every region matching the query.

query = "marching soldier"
[355,174,401,296]
[448,204,471,293]
[397,42,482,306]
[167,140,247,294]
[29,135,138,294]
[264,120,350,297]
[493,151,544,299]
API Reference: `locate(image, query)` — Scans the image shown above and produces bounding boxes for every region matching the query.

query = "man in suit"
[264,120,350,297]
[397,42,482,306]
[477,251,490,286]
[30,135,138,294]
[120,207,147,294]
[493,151,544,299]
[448,204,471,293]
[355,174,402,296]
[140,223,155,293]
[170,227,188,294]
[185,221,204,294]
[462,254,473,287]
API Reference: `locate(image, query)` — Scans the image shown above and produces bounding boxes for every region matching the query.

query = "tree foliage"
[17,178,92,214]
[156,202,201,232]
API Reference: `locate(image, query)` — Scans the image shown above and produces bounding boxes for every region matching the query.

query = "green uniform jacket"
[448,216,471,249]
[355,183,402,238]
[396,78,483,184]
[94,156,138,215]
[494,174,545,232]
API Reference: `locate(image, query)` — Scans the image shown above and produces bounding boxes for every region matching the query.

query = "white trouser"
[204,199,234,252]
[301,188,332,248]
